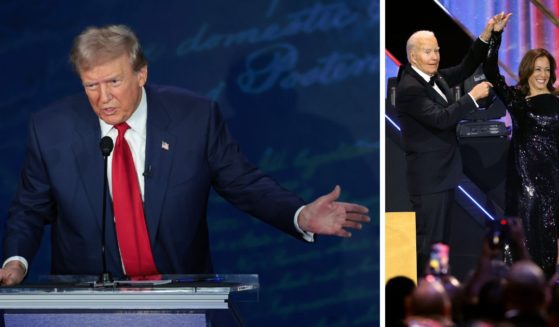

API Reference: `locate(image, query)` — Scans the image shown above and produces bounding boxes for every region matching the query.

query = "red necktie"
[112,123,158,277]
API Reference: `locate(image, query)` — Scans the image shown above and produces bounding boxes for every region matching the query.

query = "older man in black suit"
[396,13,511,275]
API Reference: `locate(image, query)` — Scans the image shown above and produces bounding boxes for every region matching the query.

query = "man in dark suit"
[0,25,369,285]
[396,14,509,275]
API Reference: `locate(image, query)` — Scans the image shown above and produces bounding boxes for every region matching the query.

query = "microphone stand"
[98,136,114,286]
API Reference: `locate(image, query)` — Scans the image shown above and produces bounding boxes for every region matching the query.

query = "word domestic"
[177,2,359,56]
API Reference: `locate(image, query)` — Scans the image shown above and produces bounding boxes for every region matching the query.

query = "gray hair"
[69,25,147,73]
[406,30,435,61]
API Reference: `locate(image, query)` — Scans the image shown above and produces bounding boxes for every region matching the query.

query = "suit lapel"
[143,87,176,246]
[71,102,105,232]
[405,66,449,105]
[434,74,454,104]
[71,88,174,269]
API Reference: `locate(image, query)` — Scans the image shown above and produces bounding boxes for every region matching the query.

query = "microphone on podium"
[98,136,114,285]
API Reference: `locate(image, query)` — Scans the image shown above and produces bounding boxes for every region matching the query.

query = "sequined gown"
[484,32,559,277]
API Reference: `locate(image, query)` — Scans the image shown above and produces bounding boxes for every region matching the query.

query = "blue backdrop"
[0,0,378,325]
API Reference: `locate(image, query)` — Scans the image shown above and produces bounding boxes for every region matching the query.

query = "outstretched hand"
[0,261,25,286]
[297,185,370,237]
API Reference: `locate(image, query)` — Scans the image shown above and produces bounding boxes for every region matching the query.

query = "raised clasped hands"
[492,12,512,32]
[481,11,512,41]
[298,185,370,238]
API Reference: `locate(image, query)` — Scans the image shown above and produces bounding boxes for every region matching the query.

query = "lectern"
[0,274,258,326]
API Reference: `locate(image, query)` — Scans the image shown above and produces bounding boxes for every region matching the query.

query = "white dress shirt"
[411,66,448,102]
[100,88,148,199]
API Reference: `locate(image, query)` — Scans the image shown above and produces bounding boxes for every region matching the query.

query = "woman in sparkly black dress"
[484,17,559,277]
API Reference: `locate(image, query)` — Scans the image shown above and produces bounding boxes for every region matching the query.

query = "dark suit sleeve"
[398,82,477,130]
[440,37,490,87]
[4,115,55,263]
[397,38,489,130]
[205,102,307,240]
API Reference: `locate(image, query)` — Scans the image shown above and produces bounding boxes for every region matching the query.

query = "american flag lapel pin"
[161,141,169,151]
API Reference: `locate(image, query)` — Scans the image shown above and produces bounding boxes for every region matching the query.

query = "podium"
[0,274,258,326]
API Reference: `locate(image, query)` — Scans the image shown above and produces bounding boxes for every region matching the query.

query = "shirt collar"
[100,87,147,137]
[411,65,434,83]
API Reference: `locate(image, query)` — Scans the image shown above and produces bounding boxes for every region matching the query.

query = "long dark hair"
[517,48,556,96]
